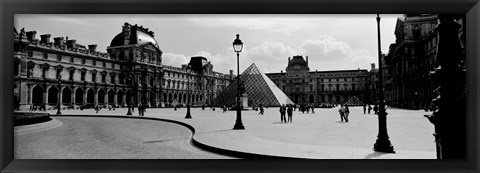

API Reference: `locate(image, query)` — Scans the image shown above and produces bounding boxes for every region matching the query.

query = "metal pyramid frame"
[213,63,294,107]
[344,96,364,106]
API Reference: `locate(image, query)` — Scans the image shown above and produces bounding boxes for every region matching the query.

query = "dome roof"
[110,33,124,47]
[287,56,309,71]
[109,30,159,48]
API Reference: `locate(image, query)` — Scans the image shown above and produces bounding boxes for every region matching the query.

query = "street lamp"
[126,74,132,115]
[233,34,245,130]
[185,64,192,119]
[56,74,62,115]
[373,14,395,153]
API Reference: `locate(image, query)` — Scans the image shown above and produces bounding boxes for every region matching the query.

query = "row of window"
[29,50,121,70]
[278,77,368,84]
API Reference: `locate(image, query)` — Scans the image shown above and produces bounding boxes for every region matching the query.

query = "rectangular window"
[81,72,86,81]
[111,75,115,83]
[69,70,74,80]
[92,73,96,82]
[102,74,106,83]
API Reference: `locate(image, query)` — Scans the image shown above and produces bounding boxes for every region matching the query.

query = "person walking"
[311,104,315,113]
[338,105,346,122]
[287,105,293,123]
[279,104,286,123]
[223,105,227,113]
[95,105,100,114]
[344,105,350,122]
[138,104,142,116]
[368,104,372,114]
[258,104,264,115]
[363,104,366,114]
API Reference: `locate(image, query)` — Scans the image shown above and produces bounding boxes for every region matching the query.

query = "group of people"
[297,104,315,114]
[362,104,379,114]
[279,104,294,123]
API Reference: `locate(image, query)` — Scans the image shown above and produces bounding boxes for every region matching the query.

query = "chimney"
[40,34,51,43]
[26,31,37,41]
[88,44,97,52]
[306,56,309,65]
[281,70,283,73]
[66,39,76,48]
[230,70,233,79]
[288,57,291,64]
[53,37,64,46]
[371,63,376,71]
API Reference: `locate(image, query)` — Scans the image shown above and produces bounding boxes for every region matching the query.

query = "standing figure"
[311,104,315,113]
[344,105,350,122]
[363,104,367,114]
[95,105,100,114]
[202,104,205,110]
[223,105,227,113]
[368,104,372,114]
[287,105,293,123]
[373,105,378,114]
[279,104,286,123]
[338,105,346,122]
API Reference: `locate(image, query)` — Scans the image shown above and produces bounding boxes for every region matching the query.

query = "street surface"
[16,106,436,159]
[15,116,235,159]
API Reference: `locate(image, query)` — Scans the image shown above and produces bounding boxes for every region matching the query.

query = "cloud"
[162,52,189,66]
[162,36,375,74]
[300,36,352,61]
[188,16,321,33]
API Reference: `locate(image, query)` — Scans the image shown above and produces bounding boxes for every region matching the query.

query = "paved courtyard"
[28,106,436,159]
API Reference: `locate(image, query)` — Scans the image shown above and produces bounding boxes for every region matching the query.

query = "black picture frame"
[1,0,479,172]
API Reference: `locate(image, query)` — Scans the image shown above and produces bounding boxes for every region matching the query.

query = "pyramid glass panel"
[344,96,364,106]
[213,63,294,107]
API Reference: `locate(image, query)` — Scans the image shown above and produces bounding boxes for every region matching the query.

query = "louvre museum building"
[13,23,233,111]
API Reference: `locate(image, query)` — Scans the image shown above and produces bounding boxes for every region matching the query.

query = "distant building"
[162,56,234,107]
[265,55,377,105]
[384,14,465,109]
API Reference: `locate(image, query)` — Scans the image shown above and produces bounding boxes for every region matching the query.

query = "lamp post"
[185,64,192,119]
[233,34,245,130]
[126,74,132,115]
[373,14,395,153]
[56,74,62,115]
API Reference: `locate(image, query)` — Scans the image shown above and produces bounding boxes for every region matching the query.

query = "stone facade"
[13,22,234,111]
[266,55,377,105]
[383,14,466,109]
[162,56,234,107]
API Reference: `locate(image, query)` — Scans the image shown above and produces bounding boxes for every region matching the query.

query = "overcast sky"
[15,14,402,74]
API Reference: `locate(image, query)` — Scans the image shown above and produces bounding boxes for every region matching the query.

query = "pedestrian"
[138,105,142,116]
[363,104,366,114]
[287,105,293,123]
[368,104,372,114]
[202,104,205,110]
[311,104,315,113]
[344,105,350,122]
[306,104,310,113]
[338,105,346,122]
[223,105,227,113]
[279,104,286,123]
[95,105,100,114]
[258,104,264,115]
[373,105,378,114]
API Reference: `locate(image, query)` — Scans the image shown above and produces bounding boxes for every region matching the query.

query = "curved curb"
[15,118,63,136]
[51,114,299,159]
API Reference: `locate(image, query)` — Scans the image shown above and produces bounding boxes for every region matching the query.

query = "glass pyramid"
[344,96,365,106]
[213,63,294,107]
